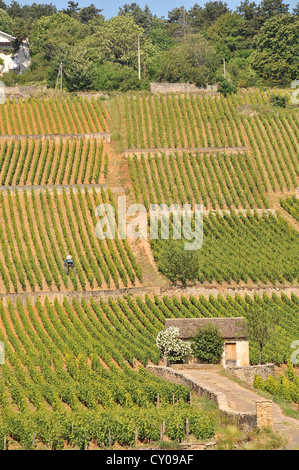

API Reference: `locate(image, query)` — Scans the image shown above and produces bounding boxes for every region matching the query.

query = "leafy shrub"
[217,75,236,96]
[269,94,287,108]
[191,324,224,364]
[92,62,150,92]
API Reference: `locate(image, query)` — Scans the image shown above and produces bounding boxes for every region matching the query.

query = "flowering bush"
[156,326,192,363]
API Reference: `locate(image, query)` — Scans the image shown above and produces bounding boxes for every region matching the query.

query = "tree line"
[0,0,298,91]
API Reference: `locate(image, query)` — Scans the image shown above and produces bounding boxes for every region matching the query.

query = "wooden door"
[225,343,237,366]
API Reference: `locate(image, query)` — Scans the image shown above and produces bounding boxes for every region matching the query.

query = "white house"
[0,30,30,75]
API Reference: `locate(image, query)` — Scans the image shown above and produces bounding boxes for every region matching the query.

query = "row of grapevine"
[227,89,299,193]
[0,188,142,293]
[125,93,244,150]
[128,151,268,210]
[0,405,214,450]
[254,361,299,404]
[0,96,109,135]
[150,211,299,285]
[0,138,106,186]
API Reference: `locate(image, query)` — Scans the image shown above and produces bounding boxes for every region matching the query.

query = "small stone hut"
[165,317,249,367]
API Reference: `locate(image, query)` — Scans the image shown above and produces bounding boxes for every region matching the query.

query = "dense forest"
[0,0,298,91]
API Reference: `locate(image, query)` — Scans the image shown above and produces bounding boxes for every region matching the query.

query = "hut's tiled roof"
[164,317,248,340]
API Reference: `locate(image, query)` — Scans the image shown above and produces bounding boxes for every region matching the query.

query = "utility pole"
[138,35,141,80]
[55,62,63,91]
[223,57,226,78]
[182,7,187,41]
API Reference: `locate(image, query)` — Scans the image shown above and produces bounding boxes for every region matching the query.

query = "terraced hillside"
[0,96,109,135]
[124,90,299,206]
[151,211,299,285]
[117,89,299,288]
[128,151,268,209]
[0,138,108,186]
[0,187,141,293]
[0,89,298,450]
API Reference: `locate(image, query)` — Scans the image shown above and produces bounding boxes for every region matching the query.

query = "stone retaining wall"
[225,364,275,385]
[4,85,47,98]
[0,132,111,142]
[0,285,298,306]
[256,400,273,428]
[0,286,161,307]
[147,366,258,431]
[0,183,107,195]
[150,83,218,94]
[124,147,247,158]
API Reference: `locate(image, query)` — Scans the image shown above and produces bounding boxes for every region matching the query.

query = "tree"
[147,17,176,52]
[79,4,102,24]
[97,15,156,69]
[293,2,299,15]
[235,0,262,39]
[258,0,289,20]
[236,0,258,20]
[155,35,220,85]
[91,62,149,92]
[188,3,204,28]
[246,304,280,364]
[251,14,299,84]
[156,326,192,364]
[62,1,79,18]
[199,1,231,27]
[6,0,22,18]
[21,2,57,21]
[63,45,93,91]
[118,3,154,33]
[30,12,88,58]
[269,94,287,107]
[157,240,200,287]
[167,6,194,40]
[191,324,225,364]
[0,8,13,34]
[206,12,247,58]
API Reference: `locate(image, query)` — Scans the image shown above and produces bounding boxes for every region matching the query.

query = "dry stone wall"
[225,364,275,385]
[147,365,258,431]
[150,83,218,94]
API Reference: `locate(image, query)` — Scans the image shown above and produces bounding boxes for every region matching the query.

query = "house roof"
[164,317,248,340]
[0,31,29,47]
[0,31,16,41]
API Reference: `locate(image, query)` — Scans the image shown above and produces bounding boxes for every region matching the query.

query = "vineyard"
[0,88,298,449]
[0,138,108,186]
[254,362,299,405]
[128,151,268,210]
[0,96,109,135]
[151,211,299,285]
[125,90,299,200]
[0,187,142,293]
[0,292,298,448]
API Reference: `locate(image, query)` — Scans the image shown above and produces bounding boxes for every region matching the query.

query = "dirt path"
[181,369,299,450]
